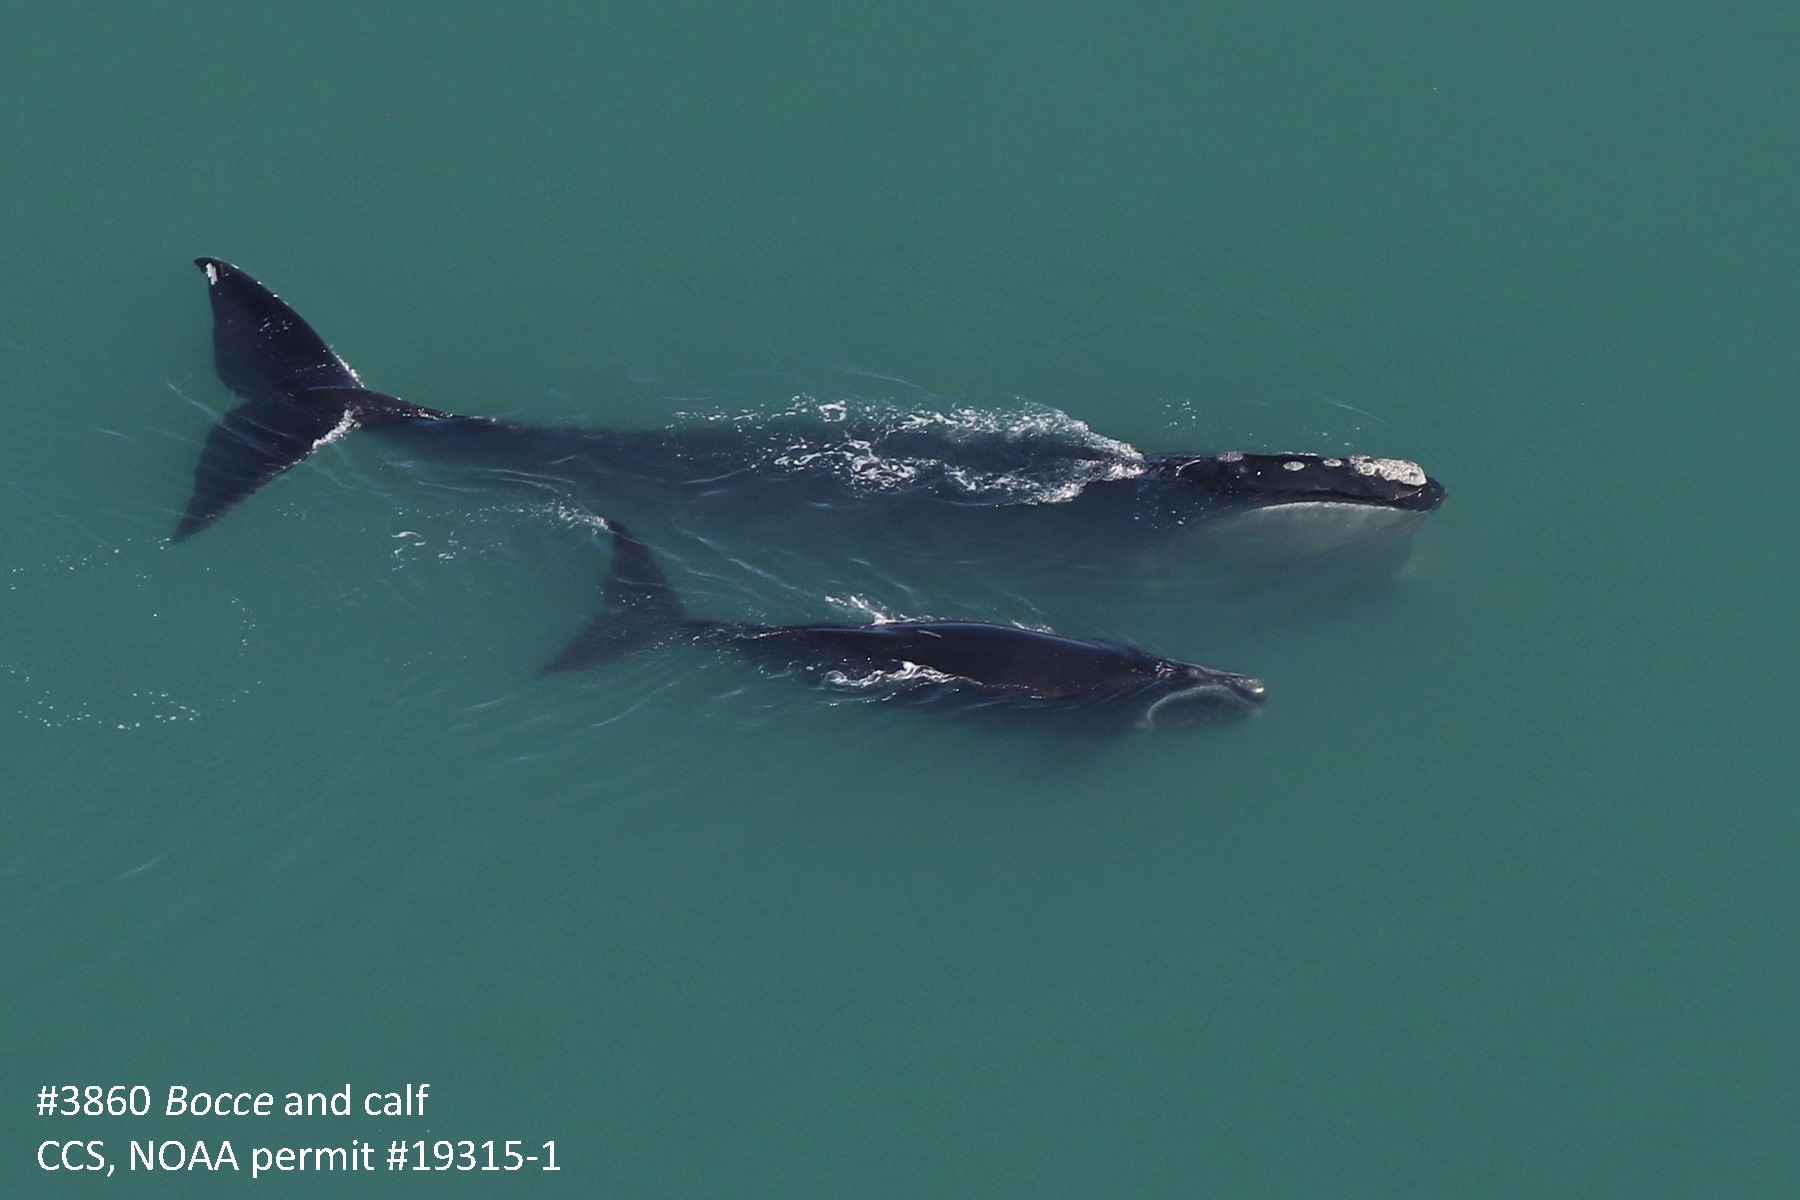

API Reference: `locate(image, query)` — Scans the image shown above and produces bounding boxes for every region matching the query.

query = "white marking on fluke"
[312,410,357,450]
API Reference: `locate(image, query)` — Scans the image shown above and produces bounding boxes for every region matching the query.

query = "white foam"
[311,409,357,450]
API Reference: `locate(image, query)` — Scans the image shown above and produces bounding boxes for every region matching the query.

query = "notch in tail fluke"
[540,521,686,673]
[175,259,455,540]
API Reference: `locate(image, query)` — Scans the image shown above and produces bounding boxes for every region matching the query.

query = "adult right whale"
[174,258,1446,544]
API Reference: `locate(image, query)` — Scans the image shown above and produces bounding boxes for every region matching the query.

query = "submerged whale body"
[174,258,1446,541]
[545,520,1267,726]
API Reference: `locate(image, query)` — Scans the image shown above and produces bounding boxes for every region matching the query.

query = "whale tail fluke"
[174,392,356,540]
[194,258,363,400]
[541,521,689,672]
[175,259,459,540]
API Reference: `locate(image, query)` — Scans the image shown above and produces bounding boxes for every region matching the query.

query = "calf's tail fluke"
[541,521,690,673]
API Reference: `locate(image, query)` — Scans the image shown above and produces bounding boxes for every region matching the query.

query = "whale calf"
[175,259,1445,544]
[544,520,1266,726]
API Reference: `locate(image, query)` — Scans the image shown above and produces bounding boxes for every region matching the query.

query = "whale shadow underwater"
[172,259,1445,595]
[543,519,1268,731]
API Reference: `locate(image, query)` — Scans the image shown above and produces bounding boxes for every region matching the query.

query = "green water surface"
[3,4,1795,1196]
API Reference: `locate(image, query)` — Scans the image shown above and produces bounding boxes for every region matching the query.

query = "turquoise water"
[5,4,1796,1196]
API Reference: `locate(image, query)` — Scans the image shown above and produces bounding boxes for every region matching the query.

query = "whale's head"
[1166,451,1446,514]
[1136,662,1268,728]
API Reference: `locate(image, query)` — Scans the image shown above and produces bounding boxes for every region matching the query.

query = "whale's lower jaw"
[1137,683,1267,730]
[1159,503,1425,568]
[1210,499,1431,544]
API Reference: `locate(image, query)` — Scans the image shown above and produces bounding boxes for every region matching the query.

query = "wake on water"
[670,395,1149,504]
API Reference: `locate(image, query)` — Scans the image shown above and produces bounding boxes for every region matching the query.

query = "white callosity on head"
[1347,455,1427,486]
